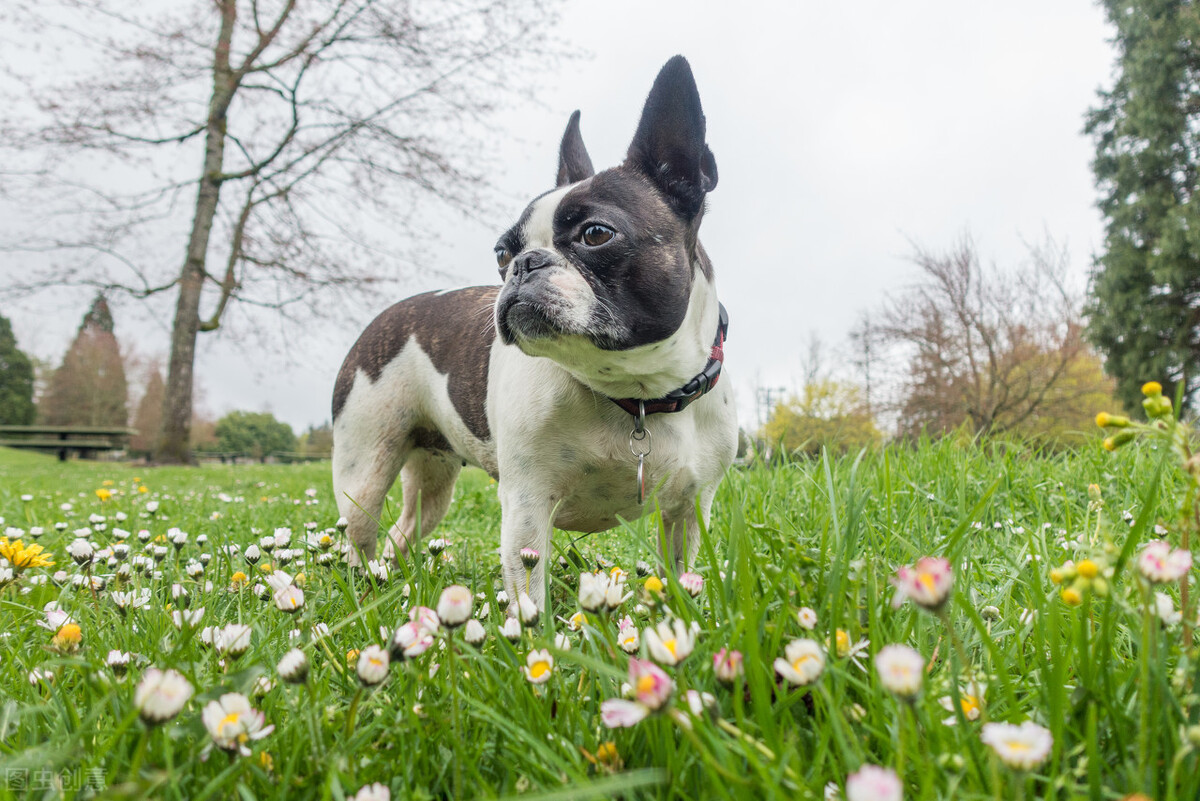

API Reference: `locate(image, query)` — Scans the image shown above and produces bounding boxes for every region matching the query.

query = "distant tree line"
[0,297,328,461]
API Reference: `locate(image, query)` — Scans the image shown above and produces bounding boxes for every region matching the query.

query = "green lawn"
[0,438,1195,800]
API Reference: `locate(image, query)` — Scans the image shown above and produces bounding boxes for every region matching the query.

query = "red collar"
[609,303,728,417]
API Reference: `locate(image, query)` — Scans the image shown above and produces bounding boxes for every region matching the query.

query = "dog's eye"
[495,246,513,274]
[580,224,615,247]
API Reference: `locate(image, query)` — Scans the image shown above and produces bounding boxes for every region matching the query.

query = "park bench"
[0,425,138,462]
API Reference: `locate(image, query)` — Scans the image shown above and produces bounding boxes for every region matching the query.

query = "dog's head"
[494,56,718,391]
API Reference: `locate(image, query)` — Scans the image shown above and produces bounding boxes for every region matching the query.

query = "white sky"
[3,1,1116,434]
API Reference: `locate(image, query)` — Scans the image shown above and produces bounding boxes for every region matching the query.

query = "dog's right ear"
[556,110,595,187]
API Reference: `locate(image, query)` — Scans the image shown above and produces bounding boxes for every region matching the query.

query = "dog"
[331,55,737,607]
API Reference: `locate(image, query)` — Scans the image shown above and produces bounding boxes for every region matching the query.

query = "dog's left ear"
[556,110,595,187]
[625,55,718,219]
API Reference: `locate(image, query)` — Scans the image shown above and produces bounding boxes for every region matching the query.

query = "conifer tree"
[40,295,128,427]
[1086,0,1200,413]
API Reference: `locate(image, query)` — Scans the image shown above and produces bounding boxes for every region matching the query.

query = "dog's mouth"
[495,282,571,347]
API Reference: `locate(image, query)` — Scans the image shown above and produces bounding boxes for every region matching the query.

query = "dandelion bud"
[1091,576,1109,596]
[1087,483,1102,502]
[1143,393,1173,419]
[1095,412,1130,428]
[1141,381,1163,397]
[1103,430,1137,451]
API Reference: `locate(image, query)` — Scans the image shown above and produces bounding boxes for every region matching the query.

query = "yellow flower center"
[530,661,551,679]
[55,624,82,645]
[835,630,850,656]
[217,711,242,735]
[961,695,979,715]
[636,674,657,694]
[663,638,678,657]
[1003,739,1031,752]
[793,654,817,673]
[917,573,938,593]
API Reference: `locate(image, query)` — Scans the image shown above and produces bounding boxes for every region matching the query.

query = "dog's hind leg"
[332,438,409,567]
[381,448,461,564]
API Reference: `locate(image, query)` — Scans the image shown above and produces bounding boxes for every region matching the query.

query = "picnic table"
[0,425,138,461]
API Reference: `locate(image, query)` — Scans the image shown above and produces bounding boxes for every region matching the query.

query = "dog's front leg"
[498,483,554,612]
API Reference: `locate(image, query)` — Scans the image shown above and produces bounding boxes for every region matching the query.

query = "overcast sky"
[3,1,1116,433]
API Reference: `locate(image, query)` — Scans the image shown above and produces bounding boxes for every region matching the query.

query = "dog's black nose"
[510,249,554,277]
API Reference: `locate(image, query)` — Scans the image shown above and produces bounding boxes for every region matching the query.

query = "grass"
[0,437,1196,800]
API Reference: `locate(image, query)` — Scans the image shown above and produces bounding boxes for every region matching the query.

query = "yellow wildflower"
[1142,381,1162,397]
[95,488,113,502]
[138,486,149,494]
[0,538,55,570]
[1077,559,1099,579]
[1061,587,1082,606]
[643,576,664,594]
[53,623,82,652]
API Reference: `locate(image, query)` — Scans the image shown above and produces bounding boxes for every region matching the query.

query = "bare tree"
[0,0,564,462]
[877,235,1110,439]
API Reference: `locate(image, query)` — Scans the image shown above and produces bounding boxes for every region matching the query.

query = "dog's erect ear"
[556,110,595,187]
[625,55,718,218]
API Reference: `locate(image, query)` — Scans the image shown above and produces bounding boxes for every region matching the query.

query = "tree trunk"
[155,1,238,464]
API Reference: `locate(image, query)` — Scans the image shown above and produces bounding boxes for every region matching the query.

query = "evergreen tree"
[40,295,128,427]
[1086,0,1200,414]
[0,312,36,425]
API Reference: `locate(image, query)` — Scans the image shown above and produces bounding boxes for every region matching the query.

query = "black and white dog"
[331,56,737,606]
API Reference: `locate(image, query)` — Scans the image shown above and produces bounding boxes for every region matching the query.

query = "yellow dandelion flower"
[0,538,55,570]
[345,649,360,664]
[95,488,113,502]
[1142,381,1162,397]
[643,576,664,594]
[138,485,149,494]
[230,571,248,586]
[102,479,115,487]
[596,741,620,764]
[53,623,82,651]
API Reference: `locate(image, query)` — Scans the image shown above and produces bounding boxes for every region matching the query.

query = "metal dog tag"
[629,400,652,505]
